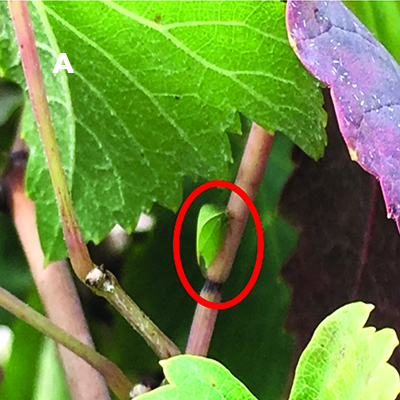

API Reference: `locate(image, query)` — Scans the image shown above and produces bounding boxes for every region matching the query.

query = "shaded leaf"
[286,0,400,233]
[196,204,227,274]
[289,302,400,400]
[0,79,24,174]
[1,1,325,261]
[136,355,257,400]
[0,214,32,326]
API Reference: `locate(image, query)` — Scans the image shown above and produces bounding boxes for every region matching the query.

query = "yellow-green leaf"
[136,355,257,400]
[289,302,400,400]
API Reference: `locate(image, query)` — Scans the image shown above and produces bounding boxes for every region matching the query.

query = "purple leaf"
[286,1,400,232]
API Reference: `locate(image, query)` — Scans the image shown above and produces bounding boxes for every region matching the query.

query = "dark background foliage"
[281,92,400,395]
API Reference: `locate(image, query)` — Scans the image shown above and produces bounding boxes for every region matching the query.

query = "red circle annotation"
[172,180,264,310]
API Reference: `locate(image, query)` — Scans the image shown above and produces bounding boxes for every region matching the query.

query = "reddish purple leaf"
[286,1,400,232]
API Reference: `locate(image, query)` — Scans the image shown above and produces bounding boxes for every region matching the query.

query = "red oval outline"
[173,180,264,310]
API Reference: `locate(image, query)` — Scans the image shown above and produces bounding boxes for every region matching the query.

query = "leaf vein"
[101,1,311,118]
[43,4,205,167]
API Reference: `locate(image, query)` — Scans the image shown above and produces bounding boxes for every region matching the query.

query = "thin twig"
[8,0,180,361]
[86,266,181,359]
[186,123,274,355]
[4,149,111,400]
[0,286,133,400]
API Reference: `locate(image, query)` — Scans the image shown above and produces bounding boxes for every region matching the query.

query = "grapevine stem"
[4,148,111,400]
[186,123,274,355]
[86,266,181,359]
[8,0,179,362]
[8,0,91,281]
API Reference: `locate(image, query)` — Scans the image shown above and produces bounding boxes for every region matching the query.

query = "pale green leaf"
[196,203,227,274]
[289,302,400,400]
[0,1,325,261]
[136,355,258,400]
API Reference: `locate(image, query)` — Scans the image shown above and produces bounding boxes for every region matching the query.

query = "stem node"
[186,123,274,356]
[85,265,114,293]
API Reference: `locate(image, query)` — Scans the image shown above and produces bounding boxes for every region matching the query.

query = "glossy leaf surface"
[0,1,325,261]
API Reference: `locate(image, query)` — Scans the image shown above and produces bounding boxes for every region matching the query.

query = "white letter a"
[53,53,74,74]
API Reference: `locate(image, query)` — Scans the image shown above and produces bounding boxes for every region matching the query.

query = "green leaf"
[136,355,258,400]
[0,1,325,261]
[289,302,400,400]
[226,112,243,136]
[196,204,227,274]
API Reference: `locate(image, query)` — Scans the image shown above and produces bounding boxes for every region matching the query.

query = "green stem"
[87,267,181,359]
[186,123,274,355]
[0,286,133,400]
